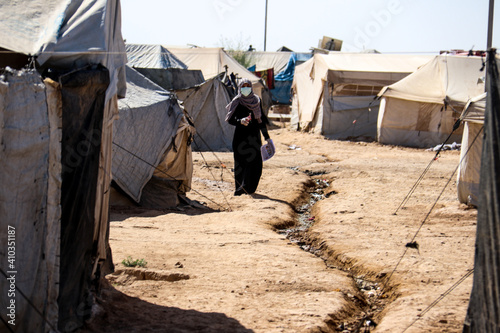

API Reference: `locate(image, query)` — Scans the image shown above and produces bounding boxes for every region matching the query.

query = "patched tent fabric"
[377,55,485,148]
[457,93,485,206]
[248,52,313,104]
[0,0,126,331]
[0,0,126,100]
[291,53,432,139]
[463,50,500,333]
[112,66,194,207]
[0,69,61,333]
[175,75,235,151]
[125,44,205,90]
[247,51,293,74]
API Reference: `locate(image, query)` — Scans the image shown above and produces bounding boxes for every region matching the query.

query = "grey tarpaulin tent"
[168,47,273,112]
[0,0,127,331]
[125,43,205,90]
[175,74,235,151]
[462,49,500,333]
[112,66,195,209]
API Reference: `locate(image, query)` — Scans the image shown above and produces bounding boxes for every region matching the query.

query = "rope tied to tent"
[0,267,58,332]
[382,125,483,293]
[192,137,233,212]
[112,141,231,211]
[393,99,466,216]
[401,268,474,333]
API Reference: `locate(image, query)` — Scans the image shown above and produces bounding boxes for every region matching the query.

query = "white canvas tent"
[175,74,234,151]
[377,55,485,148]
[291,53,433,139]
[457,93,486,206]
[112,66,194,209]
[0,0,126,331]
[247,51,294,73]
[168,47,272,110]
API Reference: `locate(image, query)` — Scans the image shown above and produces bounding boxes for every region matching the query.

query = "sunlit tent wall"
[290,53,432,140]
[377,55,485,148]
[247,51,313,104]
[111,66,194,209]
[456,93,486,206]
[168,47,272,112]
[175,74,235,151]
[125,43,205,90]
[0,1,127,332]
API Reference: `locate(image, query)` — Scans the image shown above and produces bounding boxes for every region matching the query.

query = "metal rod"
[487,0,495,50]
[264,0,268,51]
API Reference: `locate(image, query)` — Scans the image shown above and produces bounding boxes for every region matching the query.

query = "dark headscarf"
[225,78,262,123]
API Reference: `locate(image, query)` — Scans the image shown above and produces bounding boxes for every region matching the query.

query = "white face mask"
[241,87,252,96]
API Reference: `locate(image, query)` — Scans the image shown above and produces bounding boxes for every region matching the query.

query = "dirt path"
[84,128,477,333]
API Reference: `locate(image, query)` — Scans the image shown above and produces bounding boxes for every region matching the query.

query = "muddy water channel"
[278,170,391,332]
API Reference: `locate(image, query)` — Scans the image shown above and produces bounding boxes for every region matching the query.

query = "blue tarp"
[249,52,312,104]
[270,81,293,104]
[271,53,312,104]
[275,53,312,81]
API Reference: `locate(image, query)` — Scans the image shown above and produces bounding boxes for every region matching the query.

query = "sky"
[120,0,499,54]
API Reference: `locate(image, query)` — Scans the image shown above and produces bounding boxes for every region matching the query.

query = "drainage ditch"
[278,168,392,332]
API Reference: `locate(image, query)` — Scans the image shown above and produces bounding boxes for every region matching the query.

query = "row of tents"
[0,0,493,331]
[289,52,486,207]
[0,2,294,330]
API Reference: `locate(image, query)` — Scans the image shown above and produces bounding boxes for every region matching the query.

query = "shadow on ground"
[78,282,254,333]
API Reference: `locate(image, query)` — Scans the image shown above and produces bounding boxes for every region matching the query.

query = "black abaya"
[227,103,270,195]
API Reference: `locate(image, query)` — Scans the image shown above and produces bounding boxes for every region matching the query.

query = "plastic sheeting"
[248,52,312,104]
[126,44,187,69]
[133,67,204,91]
[270,80,293,104]
[54,65,110,331]
[463,50,500,333]
[175,76,234,151]
[0,0,127,100]
[0,1,126,331]
[113,66,186,202]
[0,69,61,333]
[275,53,312,82]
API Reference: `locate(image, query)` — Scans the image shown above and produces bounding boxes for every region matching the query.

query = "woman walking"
[225,79,271,196]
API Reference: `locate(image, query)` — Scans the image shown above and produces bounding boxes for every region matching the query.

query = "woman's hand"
[240,115,251,126]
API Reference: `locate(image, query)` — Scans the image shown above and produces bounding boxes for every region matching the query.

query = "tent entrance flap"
[57,65,110,331]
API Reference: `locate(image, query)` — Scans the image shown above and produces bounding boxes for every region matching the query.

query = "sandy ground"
[83,127,477,333]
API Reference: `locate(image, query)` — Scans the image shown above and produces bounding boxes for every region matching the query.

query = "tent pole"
[487,0,495,50]
[264,0,268,51]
